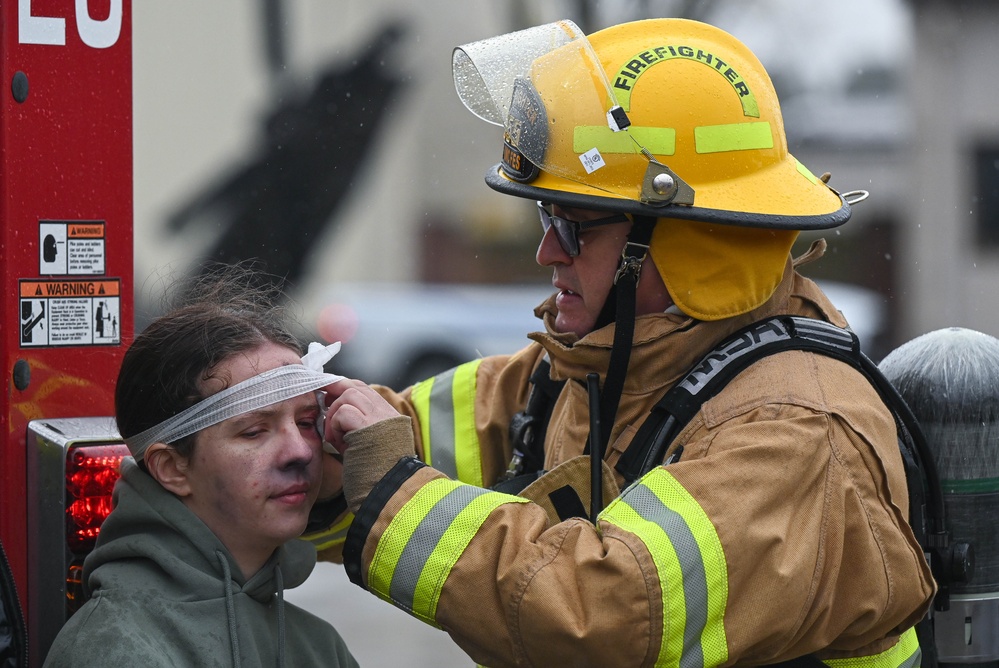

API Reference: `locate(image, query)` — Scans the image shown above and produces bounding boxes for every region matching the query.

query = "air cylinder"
[880,327,999,663]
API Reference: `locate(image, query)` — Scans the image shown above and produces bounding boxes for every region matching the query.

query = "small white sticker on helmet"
[579,147,605,174]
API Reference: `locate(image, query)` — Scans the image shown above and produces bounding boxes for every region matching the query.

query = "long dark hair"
[115,263,303,456]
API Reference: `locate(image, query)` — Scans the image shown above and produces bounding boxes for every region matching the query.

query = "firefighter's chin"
[554,290,598,339]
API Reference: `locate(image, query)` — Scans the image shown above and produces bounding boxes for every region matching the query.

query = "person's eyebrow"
[225,394,320,426]
[225,407,277,428]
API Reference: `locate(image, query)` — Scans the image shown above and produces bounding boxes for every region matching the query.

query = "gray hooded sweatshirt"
[43,458,359,668]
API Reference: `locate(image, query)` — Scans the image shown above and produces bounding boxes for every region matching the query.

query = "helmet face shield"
[452,20,587,127]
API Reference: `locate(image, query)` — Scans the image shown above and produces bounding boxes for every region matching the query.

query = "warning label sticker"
[39,220,106,276]
[19,279,121,347]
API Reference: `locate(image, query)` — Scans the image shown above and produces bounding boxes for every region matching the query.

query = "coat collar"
[529,259,847,396]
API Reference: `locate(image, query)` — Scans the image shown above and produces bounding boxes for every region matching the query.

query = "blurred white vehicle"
[315,280,888,389]
[315,282,554,387]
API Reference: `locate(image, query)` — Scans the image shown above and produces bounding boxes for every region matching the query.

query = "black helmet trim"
[485,164,851,231]
[501,140,541,182]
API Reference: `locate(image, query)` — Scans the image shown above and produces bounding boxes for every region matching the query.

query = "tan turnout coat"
[332,262,936,667]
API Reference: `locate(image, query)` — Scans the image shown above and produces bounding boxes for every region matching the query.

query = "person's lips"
[555,283,581,309]
[272,482,311,505]
[554,279,579,298]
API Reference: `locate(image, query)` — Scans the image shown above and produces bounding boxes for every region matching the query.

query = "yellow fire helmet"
[453,18,866,319]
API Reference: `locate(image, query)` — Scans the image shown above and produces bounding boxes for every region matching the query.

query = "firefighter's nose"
[537,224,570,267]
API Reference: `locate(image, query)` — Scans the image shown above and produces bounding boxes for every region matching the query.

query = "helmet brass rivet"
[652,173,676,197]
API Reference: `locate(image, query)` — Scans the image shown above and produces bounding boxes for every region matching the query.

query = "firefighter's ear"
[143,443,193,497]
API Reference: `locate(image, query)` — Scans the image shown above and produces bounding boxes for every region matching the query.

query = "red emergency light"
[64,442,129,615]
[65,443,129,554]
[26,418,127,660]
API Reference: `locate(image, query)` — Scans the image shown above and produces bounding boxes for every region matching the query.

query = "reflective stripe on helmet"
[574,125,676,155]
[796,159,822,185]
[694,121,773,154]
[825,627,921,668]
[574,121,775,157]
[365,478,528,625]
[411,360,485,487]
[601,467,729,667]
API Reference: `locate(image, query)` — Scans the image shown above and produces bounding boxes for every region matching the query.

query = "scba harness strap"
[618,316,868,480]
[507,315,963,665]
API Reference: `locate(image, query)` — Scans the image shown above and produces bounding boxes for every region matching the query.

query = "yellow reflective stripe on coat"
[601,468,728,668]
[301,512,353,552]
[411,361,485,487]
[825,627,921,668]
[366,478,529,626]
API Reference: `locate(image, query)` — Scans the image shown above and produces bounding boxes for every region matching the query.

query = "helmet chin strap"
[593,278,618,332]
[586,216,656,456]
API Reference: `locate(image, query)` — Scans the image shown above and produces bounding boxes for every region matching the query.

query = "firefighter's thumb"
[342,415,415,513]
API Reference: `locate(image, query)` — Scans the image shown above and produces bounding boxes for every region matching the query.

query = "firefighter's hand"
[323,378,415,513]
[317,451,343,500]
[323,378,401,454]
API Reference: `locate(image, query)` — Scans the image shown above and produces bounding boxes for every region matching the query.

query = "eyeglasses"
[537,201,630,257]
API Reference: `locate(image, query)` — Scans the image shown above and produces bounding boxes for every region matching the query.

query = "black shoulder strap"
[616,316,859,483]
[615,316,949,548]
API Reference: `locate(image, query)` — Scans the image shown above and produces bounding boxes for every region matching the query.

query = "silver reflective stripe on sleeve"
[411,360,485,486]
[601,467,728,667]
[426,367,458,478]
[627,483,710,668]
[365,477,528,625]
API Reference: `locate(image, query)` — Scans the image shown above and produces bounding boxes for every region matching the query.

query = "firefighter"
[316,18,936,666]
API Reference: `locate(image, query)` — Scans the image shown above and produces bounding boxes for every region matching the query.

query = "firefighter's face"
[536,204,673,337]
[178,342,323,576]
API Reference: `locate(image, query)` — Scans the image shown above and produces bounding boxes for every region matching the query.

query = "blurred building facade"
[902,0,999,339]
[133,0,997,348]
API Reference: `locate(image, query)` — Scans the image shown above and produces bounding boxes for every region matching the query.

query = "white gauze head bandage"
[125,342,344,461]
